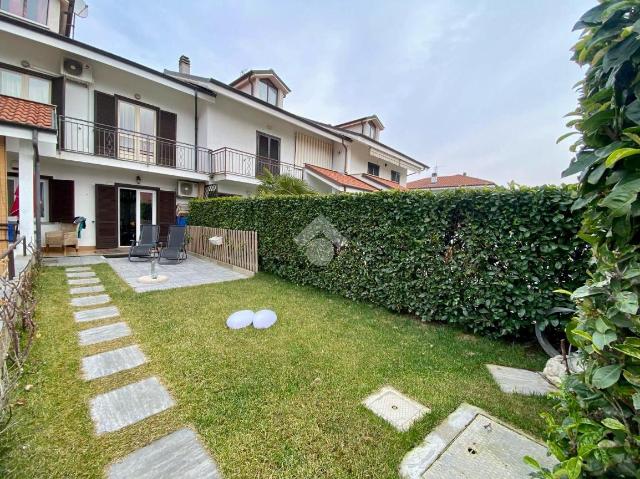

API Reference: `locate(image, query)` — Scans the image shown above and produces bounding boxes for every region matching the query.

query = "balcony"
[58,116,303,180]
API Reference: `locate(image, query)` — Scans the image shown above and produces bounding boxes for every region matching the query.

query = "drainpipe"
[64,0,75,37]
[194,91,199,171]
[32,130,41,250]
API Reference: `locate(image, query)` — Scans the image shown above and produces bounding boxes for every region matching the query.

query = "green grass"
[0,264,552,478]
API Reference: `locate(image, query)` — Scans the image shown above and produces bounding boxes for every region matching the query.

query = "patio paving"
[78,322,131,346]
[44,255,107,267]
[75,305,120,323]
[82,345,147,380]
[70,294,111,308]
[486,364,557,396]
[106,256,250,293]
[69,285,105,295]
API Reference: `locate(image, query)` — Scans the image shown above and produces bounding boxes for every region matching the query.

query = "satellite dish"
[74,0,89,18]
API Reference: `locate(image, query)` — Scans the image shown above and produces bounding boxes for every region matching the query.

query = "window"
[391,170,400,183]
[117,99,157,162]
[363,122,376,138]
[8,176,49,221]
[0,68,51,102]
[256,131,281,176]
[0,0,49,24]
[258,79,278,106]
[367,162,380,176]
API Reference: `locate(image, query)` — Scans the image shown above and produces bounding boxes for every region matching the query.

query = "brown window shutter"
[95,185,117,249]
[158,190,176,242]
[51,77,65,148]
[157,110,177,168]
[94,91,116,158]
[49,179,74,222]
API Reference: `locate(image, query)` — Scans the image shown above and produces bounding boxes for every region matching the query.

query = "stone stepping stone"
[82,345,147,380]
[400,403,556,478]
[67,271,97,278]
[71,294,111,308]
[107,428,221,479]
[75,306,120,323]
[70,285,105,295]
[362,386,430,432]
[66,266,93,272]
[90,377,174,435]
[79,322,130,346]
[486,364,557,396]
[68,277,102,286]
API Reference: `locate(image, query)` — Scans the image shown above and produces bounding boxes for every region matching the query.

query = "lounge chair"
[159,225,187,263]
[128,224,159,261]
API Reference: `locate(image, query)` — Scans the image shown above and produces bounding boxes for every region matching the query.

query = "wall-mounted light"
[20,60,30,68]
[134,93,142,100]
[136,176,142,185]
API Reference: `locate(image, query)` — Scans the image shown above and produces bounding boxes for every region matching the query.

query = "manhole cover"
[362,386,430,432]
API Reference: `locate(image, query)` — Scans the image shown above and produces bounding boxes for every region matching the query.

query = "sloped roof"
[0,95,56,131]
[335,115,384,130]
[361,173,408,191]
[229,69,291,93]
[305,164,378,192]
[407,174,495,190]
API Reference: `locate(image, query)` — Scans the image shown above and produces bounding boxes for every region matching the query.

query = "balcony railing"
[58,116,303,180]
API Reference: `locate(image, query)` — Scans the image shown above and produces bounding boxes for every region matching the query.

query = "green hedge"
[189,187,588,338]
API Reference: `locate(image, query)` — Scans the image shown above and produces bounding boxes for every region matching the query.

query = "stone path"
[64,264,220,476]
[486,364,557,396]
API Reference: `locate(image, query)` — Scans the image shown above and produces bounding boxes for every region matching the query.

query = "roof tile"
[0,95,55,130]
[305,164,379,191]
[407,174,495,190]
[361,173,408,191]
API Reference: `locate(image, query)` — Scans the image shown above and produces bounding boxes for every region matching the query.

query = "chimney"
[431,172,437,184]
[179,55,191,75]
[462,172,467,176]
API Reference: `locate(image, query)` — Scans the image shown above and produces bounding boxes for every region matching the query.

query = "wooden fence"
[186,226,258,273]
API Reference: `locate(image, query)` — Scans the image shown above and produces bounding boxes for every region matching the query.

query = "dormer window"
[363,122,376,139]
[0,0,49,25]
[258,79,278,106]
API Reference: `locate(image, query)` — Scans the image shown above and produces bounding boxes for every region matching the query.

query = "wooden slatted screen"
[294,132,332,169]
[186,226,258,273]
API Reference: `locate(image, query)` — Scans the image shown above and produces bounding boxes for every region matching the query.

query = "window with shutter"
[158,110,177,168]
[157,190,176,243]
[95,184,117,249]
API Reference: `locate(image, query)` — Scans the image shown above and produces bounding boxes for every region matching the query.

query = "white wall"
[39,158,178,247]
[348,141,407,185]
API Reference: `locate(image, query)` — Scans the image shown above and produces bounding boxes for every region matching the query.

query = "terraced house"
[0,0,426,252]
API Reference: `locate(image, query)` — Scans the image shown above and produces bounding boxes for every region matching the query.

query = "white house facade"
[0,1,427,251]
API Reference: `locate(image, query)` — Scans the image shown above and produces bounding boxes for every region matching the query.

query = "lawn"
[0,264,552,478]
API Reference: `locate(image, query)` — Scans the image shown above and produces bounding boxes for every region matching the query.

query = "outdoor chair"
[45,223,78,255]
[128,224,159,261]
[158,225,187,263]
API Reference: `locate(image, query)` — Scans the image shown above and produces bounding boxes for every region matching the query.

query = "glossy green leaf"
[592,364,622,389]
[605,147,640,167]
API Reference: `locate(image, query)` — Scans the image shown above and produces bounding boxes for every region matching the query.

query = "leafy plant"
[530,2,640,476]
[190,186,586,338]
[256,169,316,196]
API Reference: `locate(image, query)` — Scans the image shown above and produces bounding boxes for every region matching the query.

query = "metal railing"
[58,116,303,180]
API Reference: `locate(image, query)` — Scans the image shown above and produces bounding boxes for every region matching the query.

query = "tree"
[530,2,640,477]
[256,169,316,196]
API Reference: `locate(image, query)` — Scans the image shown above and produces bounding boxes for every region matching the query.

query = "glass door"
[118,188,156,247]
[256,132,280,177]
[117,100,157,163]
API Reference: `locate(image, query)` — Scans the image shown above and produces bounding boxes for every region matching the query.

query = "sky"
[73,0,594,186]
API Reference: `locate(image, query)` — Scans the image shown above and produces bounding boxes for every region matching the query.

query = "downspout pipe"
[32,130,41,250]
[64,0,75,37]
[194,90,198,171]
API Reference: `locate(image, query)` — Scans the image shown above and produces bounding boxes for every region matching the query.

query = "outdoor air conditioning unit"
[178,181,198,198]
[61,57,93,83]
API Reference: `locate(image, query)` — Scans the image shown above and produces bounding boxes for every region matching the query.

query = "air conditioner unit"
[61,58,93,83]
[178,181,198,198]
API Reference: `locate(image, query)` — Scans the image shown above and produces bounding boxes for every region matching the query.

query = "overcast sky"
[74,0,594,186]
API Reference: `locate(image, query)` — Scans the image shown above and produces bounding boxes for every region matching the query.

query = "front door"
[64,81,90,153]
[118,188,156,247]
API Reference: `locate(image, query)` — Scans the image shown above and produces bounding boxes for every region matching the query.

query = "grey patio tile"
[69,285,105,295]
[68,277,102,286]
[486,364,557,396]
[75,306,120,323]
[82,345,147,380]
[78,322,130,346]
[90,377,174,434]
[66,271,97,278]
[65,266,93,272]
[70,294,111,308]
[107,428,221,479]
[44,256,106,267]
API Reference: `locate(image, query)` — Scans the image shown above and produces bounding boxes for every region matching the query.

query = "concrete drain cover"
[400,403,556,479]
[363,386,429,432]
